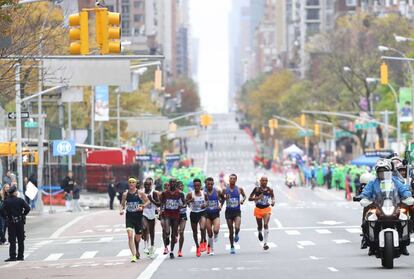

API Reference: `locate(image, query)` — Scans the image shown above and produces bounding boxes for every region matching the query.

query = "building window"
[134,14,144,22]
[306,9,320,20]
[346,0,357,7]
[134,1,142,9]
[122,5,130,14]
[307,23,320,35]
[306,0,319,6]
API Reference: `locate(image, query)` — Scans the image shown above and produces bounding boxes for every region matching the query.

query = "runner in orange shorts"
[249,176,275,250]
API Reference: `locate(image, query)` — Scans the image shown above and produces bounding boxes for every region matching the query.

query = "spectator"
[108,178,116,210]
[72,184,81,212]
[3,170,12,186]
[0,183,10,245]
[61,171,75,212]
[28,173,38,209]
[116,177,128,204]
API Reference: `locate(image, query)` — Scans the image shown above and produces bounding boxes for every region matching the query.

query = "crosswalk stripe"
[44,253,64,261]
[99,237,113,242]
[225,244,240,250]
[80,251,98,259]
[297,241,315,246]
[346,228,361,234]
[67,239,82,244]
[285,230,301,235]
[333,239,351,244]
[116,249,130,257]
[315,229,332,234]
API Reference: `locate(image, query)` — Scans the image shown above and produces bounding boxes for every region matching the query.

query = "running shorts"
[254,206,271,219]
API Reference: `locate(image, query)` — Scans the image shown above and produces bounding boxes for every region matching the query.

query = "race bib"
[126,202,141,212]
[165,199,180,210]
[208,200,219,210]
[227,197,239,208]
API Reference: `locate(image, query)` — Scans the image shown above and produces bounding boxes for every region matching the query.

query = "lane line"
[80,251,98,259]
[50,211,104,239]
[136,248,167,279]
[333,239,351,244]
[328,267,339,272]
[116,249,130,257]
[44,253,64,261]
[297,241,315,246]
[66,239,82,244]
[225,244,241,250]
[315,229,332,234]
[99,237,114,242]
[285,230,301,236]
[274,218,283,229]
[346,228,361,234]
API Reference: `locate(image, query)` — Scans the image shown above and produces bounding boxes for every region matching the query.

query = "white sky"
[189,0,231,113]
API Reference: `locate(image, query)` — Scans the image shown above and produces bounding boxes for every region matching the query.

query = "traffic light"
[268,119,278,129]
[380,62,388,85]
[22,151,38,166]
[200,114,212,127]
[300,114,306,126]
[69,11,89,55]
[96,8,121,54]
[314,124,320,136]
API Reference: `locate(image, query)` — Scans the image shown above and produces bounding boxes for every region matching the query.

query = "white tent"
[283,144,304,155]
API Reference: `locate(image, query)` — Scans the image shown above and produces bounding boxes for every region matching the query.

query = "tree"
[165,77,200,113]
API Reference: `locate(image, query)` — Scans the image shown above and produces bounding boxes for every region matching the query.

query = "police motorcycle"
[360,171,414,269]
[285,171,296,189]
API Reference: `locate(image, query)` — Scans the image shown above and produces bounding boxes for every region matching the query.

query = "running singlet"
[143,189,157,220]
[126,190,144,217]
[162,189,182,219]
[253,187,272,209]
[225,186,240,212]
[206,188,220,214]
[190,191,205,213]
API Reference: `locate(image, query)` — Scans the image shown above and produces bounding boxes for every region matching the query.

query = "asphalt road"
[1,114,414,279]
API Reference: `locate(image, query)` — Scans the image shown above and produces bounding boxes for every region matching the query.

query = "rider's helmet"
[391,156,407,178]
[359,172,375,185]
[375,158,392,180]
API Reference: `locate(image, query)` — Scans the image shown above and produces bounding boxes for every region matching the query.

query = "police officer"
[0,185,30,261]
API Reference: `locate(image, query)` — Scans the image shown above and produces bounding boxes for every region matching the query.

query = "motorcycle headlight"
[382,200,395,216]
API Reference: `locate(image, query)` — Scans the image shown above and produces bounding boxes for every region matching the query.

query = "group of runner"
[119,174,275,262]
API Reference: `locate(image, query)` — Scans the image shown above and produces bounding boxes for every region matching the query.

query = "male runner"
[248,176,275,250]
[160,182,170,255]
[120,177,149,262]
[205,177,223,255]
[142,178,160,258]
[160,178,186,259]
[186,178,207,257]
[177,181,187,257]
[223,174,246,254]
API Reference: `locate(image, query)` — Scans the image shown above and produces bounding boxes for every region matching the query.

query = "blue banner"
[95,85,109,121]
[53,140,76,156]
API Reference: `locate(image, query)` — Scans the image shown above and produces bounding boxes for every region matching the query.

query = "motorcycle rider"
[360,158,413,256]
[357,172,375,251]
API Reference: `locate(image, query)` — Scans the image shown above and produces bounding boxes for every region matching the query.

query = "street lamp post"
[379,44,414,142]
[366,77,401,153]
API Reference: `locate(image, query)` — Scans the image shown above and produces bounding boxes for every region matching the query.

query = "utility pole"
[15,64,24,194]
[68,101,72,171]
[117,91,120,147]
[91,87,95,146]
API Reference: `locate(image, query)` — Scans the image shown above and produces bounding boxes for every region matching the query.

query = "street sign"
[298,130,313,137]
[355,122,378,130]
[8,111,29,119]
[136,154,152,161]
[165,154,181,161]
[335,130,353,139]
[364,150,393,158]
[24,121,38,128]
[53,140,76,156]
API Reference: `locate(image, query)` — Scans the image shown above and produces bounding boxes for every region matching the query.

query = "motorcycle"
[285,172,296,189]
[360,171,414,269]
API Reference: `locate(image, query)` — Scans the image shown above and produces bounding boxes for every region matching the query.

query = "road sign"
[8,111,29,119]
[355,122,378,130]
[24,121,38,128]
[53,140,76,156]
[335,130,353,139]
[298,130,313,137]
[136,154,152,161]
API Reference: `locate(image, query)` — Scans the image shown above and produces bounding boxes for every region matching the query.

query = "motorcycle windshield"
[375,171,400,209]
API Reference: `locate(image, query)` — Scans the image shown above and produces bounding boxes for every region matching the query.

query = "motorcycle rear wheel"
[381,232,394,269]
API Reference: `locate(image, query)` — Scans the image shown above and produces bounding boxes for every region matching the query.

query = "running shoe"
[230,247,236,254]
[143,247,150,256]
[201,242,207,252]
[214,233,218,243]
[263,243,269,251]
[196,247,201,257]
[130,255,137,263]
[207,245,211,255]
[163,247,169,255]
[234,234,239,243]
[178,250,183,257]
[149,246,156,259]
[170,252,175,259]
[209,248,214,256]
[258,231,263,242]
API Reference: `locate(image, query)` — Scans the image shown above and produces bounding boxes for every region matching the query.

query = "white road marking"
[225,244,241,250]
[309,256,320,260]
[297,241,315,246]
[137,248,167,279]
[333,239,351,244]
[67,239,82,244]
[315,229,332,234]
[317,221,344,226]
[346,228,361,234]
[99,237,113,242]
[297,245,304,249]
[274,219,283,228]
[212,267,220,271]
[80,251,98,259]
[116,249,131,257]
[328,267,339,272]
[35,240,53,246]
[285,230,301,235]
[80,230,94,234]
[50,215,88,239]
[190,246,196,253]
[44,253,64,261]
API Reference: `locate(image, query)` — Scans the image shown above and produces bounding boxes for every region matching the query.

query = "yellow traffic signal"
[96,8,121,54]
[380,62,388,85]
[155,68,163,90]
[268,119,278,129]
[314,124,320,136]
[69,11,89,55]
[22,151,38,166]
[200,114,213,127]
[300,114,306,126]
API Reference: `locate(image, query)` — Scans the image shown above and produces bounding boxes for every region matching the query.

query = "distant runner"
[249,176,275,250]
[205,177,223,255]
[177,181,187,257]
[223,174,246,254]
[120,177,149,262]
[142,178,160,258]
